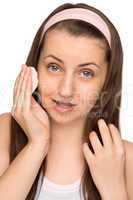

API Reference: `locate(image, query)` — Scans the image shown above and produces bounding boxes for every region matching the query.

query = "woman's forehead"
[41,30,107,64]
[44,29,106,51]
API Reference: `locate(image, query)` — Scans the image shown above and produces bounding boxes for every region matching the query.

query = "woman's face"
[37,29,108,123]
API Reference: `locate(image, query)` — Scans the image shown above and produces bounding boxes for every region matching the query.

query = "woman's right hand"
[11,64,51,149]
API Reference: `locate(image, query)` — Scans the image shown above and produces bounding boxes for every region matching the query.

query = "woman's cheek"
[79,83,99,106]
[38,79,53,101]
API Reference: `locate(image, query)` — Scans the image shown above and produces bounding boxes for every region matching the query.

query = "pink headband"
[40,8,111,48]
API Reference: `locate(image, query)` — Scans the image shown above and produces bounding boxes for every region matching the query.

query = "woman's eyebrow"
[43,54,101,69]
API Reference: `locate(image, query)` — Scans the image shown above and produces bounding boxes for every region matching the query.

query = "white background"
[0,0,133,142]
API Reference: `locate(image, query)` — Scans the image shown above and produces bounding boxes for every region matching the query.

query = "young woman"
[0,2,132,200]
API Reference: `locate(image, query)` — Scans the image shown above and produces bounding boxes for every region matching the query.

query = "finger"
[24,67,32,111]
[13,76,19,105]
[89,131,103,154]
[12,65,27,114]
[18,67,30,109]
[13,64,25,103]
[97,119,113,149]
[83,142,95,163]
[108,124,123,148]
[14,65,27,109]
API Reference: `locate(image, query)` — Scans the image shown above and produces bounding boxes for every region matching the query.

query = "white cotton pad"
[30,67,38,93]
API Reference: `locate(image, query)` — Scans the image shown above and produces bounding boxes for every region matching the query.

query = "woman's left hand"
[82,118,126,197]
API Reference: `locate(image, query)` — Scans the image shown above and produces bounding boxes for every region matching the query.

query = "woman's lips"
[52,99,76,112]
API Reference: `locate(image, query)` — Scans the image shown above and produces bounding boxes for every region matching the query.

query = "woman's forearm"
[0,141,48,200]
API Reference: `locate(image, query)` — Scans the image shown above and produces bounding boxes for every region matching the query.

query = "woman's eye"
[47,64,60,72]
[80,70,94,79]
[47,64,94,79]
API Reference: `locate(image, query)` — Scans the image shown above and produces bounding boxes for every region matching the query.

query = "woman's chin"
[50,111,76,124]
[49,109,86,125]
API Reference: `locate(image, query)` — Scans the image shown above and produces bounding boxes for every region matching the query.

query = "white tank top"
[34,170,84,200]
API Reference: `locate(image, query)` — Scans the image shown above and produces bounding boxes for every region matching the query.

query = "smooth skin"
[11,63,128,199]
[83,119,129,199]
[36,30,109,184]
[11,64,51,146]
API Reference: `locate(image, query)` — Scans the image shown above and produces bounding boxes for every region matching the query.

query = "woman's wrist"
[28,138,49,154]
[101,186,129,200]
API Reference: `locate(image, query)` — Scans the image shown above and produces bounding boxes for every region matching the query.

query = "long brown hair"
[10,3,123,200]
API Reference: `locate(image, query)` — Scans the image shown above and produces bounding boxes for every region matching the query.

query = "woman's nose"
[58,74,75,98]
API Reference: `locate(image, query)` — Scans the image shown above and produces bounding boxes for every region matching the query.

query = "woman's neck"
[43,118,86,184]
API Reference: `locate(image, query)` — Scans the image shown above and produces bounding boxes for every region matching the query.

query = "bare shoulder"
[0,112,12,124]
[0,112,12,176]
[122,139,133,199]
[0,112,12,154]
